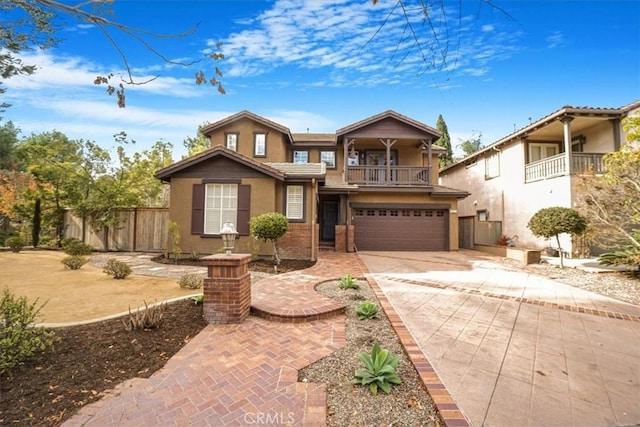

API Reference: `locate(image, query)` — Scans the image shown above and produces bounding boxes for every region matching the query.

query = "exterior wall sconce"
[220,222,238,255]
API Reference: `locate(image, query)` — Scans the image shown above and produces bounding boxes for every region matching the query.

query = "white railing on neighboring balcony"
[346,166,431,185]
[525,152,607,183]
[525,153,566,183]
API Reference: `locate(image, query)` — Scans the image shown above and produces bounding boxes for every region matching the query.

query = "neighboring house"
[439,100,640,256]
[155,110,469,260]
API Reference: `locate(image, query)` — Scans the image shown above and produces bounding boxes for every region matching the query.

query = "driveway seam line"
[381,276,640,322]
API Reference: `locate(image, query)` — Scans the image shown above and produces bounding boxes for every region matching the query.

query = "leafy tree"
[527,207,588,268]
[15,131,83,245]
[576,113,639,267]
[0,121,21,170]
[183,125,211,158]
[457,132,484,158]
[434,114,453,168]
[2,0,225,108]
[250,212,288,267]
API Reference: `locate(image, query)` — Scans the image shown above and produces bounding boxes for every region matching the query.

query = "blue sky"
[3,0,639,159]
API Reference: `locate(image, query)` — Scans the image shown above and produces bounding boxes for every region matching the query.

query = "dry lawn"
[0,250,197,324]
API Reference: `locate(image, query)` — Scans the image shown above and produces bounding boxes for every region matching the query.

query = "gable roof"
[336,110,441,139]
[154,145,286,182]
[440,100,640,173]
[200,110,294,143]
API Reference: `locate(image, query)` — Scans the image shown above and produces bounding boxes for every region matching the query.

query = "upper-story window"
[485,152,500,179]
[254,133,267,157]
[320,151,336,168]
[529,143,558,162]
[226,133,238,151]
[293,151,308,163]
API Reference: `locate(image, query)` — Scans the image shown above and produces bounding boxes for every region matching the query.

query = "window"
[204,184,238,234]
[293,151,308,163]
[226,133,238,151]
[485,152,500,179]
[254,133,266,157]
[320,151,336,168]
[286,185,304,220]
[529,143,558,162]
[477,210,488,221]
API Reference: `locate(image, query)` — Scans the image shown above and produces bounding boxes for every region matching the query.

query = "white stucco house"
[439,100,640,256]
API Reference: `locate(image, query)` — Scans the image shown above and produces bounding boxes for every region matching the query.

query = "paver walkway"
[64,253,366,426]
[359,251,640,427]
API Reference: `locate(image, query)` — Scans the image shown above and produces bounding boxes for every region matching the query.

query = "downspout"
[311,178,316,261]
[346,192,350,253]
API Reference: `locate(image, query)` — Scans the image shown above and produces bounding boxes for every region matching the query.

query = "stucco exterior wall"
[168,176,279,255]
[208,117,289,162]
[580,120,618,152]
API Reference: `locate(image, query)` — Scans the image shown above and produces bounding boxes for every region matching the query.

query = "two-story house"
[155,110,469,260]
[439,100,640,256]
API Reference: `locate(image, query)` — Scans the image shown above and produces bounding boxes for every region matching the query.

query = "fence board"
[63,208,169,252]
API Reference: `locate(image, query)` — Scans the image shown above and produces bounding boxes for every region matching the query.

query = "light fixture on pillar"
[220,222,238,255]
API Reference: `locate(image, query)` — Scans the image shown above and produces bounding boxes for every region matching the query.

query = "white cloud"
[209,0,523,88]
[546,31,565,48]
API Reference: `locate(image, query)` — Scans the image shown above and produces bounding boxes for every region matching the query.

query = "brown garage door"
[353,207,448,251]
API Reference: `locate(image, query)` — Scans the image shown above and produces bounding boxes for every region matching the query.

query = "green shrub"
[62,238,93,256]
[353,342,402,395]
[250,212,289,265]
[339,274,360,290]
[191,295,204,305]
[0,289,56,375]
[123,301,165,331]
[5,236,25,253]
[598,247,640,270]
[61,255,89,270]
[356,301,379,320]
[103,258,132,279]
[178,273,204,290]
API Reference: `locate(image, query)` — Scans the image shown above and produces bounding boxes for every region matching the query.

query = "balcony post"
[562,117,573,175]
[609,118,621,150]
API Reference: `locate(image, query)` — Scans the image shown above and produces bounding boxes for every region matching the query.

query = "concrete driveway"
[358,251,640,427]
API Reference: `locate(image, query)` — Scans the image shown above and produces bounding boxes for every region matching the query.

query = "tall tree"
[434,114,453,168]
[0,121,21,170]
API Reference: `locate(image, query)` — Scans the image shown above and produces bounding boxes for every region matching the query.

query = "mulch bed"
[0,300,208,426]
[0,258,316,426]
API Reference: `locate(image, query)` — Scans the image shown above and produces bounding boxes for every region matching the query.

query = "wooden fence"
[63,208,169,252]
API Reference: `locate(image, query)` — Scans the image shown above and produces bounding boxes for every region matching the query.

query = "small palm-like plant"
[354,342,402,395]
[339,273,360,290]
[356,301,379,320]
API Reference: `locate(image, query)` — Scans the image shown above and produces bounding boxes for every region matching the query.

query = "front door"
[322,201,339,241]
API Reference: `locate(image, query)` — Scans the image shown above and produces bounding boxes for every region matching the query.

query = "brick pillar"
[201,254,251,324]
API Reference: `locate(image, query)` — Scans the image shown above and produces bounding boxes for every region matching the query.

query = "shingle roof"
[265,162,326,178]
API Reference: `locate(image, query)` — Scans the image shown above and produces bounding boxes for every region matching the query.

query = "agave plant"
[339,273,360,290]
[354,342,402,395]
[356,301,379,320]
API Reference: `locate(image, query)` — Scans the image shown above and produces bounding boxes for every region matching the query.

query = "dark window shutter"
[237,185,251,235]
[191,184,205,234]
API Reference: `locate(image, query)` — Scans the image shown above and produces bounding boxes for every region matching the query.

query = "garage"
[353,206,448,251]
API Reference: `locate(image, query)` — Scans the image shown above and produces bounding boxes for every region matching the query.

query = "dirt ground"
[0,251,198,324]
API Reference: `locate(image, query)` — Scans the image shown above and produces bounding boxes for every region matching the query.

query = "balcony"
[346,166,431,186]
[525,153,606,183]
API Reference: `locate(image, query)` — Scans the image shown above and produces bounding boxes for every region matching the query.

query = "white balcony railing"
[525,153,606,183]
[346,166,431,185]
